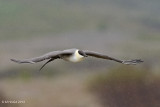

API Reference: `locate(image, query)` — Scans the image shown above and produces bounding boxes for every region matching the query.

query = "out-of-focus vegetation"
[89,66,160,107]
[0,66,62,80]
[0,0,160,40]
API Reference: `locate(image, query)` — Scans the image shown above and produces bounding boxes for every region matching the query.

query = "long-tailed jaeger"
[11,48,143,71]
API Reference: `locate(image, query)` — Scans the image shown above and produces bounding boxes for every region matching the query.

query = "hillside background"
[0,0,160,107]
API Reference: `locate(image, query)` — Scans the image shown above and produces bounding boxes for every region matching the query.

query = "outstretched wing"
[84,50,143,65]
[10,50,72,64]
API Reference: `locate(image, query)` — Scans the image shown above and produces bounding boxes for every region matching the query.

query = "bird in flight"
[11,48,143,71]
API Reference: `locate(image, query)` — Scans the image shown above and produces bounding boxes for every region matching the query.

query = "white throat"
[65,50,84,62]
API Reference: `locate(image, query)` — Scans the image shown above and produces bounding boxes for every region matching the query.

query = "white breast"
[64,50,84,62]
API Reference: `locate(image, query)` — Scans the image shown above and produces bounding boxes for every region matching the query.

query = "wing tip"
[122,59,143,65]
[10,59,21,64]
[10,58,35,64]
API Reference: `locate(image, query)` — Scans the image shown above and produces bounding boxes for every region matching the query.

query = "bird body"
[63,49,85,62]
[11,48,143,71]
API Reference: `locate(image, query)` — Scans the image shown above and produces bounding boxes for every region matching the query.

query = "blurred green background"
[0,0,160,107]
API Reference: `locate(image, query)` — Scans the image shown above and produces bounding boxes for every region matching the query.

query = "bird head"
[78,50,88,57]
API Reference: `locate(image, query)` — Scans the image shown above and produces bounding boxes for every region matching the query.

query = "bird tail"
[122,59,143,65]
[10,59,35,64]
